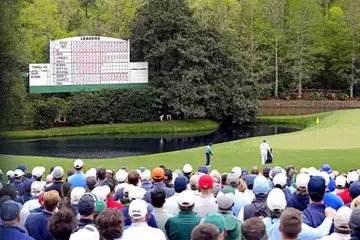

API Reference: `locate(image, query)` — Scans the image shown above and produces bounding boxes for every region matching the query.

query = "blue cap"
[246,174,257,189]
[78,194,96,216]
[198,166,208,174]
[0,200,22,221]
[50,166,55,173]
[242,169,248,176]
[350,181,360,199]
[308,176,326,194]
[263,166,272,175]
[139,167,146,173]
[23,179,33,192]
[253,176,269,195]
[174,176,188,191]
[321,164,331,172]
[17,164,27,172]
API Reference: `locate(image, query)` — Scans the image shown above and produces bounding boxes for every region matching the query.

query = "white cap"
[178,190,195,206]
[210,170,220,177]
[6,170,14,178]
[347,171,359,184]
[85,168,97,178]
[172,172,178,185]
[129,199,148,219]
[308,167,318,176]
[300,168,308,173]
[32,166,46,178]
[0,169,2,175]
[231,167,242,175]
[116,169,128,182]
[31,181,45,196]
[74,159,84,169]
[136,169,141,175]
[183,164,193,174]
[69,225,99,240]
[71,187,86,204]
[91,186,110,201]
[141,170,151,181]
[296,173,310,189]
[267,188,287,211]
[273,173,287,188]
[14,169,24,178]
[129,186,146,200]
[317,171,330,186]
[335,176,347,188]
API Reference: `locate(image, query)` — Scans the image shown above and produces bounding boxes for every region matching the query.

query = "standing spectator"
[60,182,72,209]
[244,174,256,201]
[189,173,201,198]
[320,206,352,240]
[350,181,360,206]
[122,199,166,240]
[337,172,358,205]
[279,208,302,240]
[140,170,153,191]
[76,194,97,228]
[25,190,59,240]
[240,217,267,240]
[15,179,33,204]
[164,169,173,188]
[96,208,124,240]
[165,190,202,240]
[183,164,193,181]
[144,168,175,203]
[191,224,221,240]
[23,181,43,212]
[85,177,97,191]
[350,207,360,240]
[68,160,86,189]
[69,225,99,240]
[13,169,24,195]
[318,172,344,210]
[95,167,106,187]
[287,173,310,211]
[32,166,46,184]
[273,173,292,201]
[114,169,128,194]
[225,172,251,216]
[193,175,218,217]
[0,200,34,240]
[71,187,86,214]
[334,175,347,194]
[17,165,28,178]
[103,179,124,209]
[48,208,78,240]
[210,170,222,196]
[202,213,227,240]
[114,171,142,202]
[238,175,270,221]
[164,176,187,216]
[151,188,173,236]
[45,166,64,196]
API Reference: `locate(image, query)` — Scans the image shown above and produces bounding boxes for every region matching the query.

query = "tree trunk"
[351,20,355,98]
[275,33,279,97]
[85,4,88,18]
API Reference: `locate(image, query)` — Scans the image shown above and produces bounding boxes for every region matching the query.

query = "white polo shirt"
[122,222,167,240]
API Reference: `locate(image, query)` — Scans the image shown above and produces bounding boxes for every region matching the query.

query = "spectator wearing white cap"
[183,164,193,181]
[165,190,202,240]
[32,166,46,182]
[23,181,44,212]
[114,169,128,193]
[337,171,359,205]
[273,173,293,203]
[13,169,24,195]
[6,170,15,183]
[287,173,310,211]
[320,206,352,240]
[71,187,86,215]
[122,199,166,240]
[69,225,99,240]
[115,171,144,203]
[140,170,152,191]
[45,166,64,197]
[334,175,347,194]
[68,159,86,189]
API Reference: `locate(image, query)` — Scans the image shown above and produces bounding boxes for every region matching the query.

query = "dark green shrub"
[325,92,337,100]
[35,105,57,129]
[338,93,349,101]
[257,84,273,100]
[289,92,298,99]
[309,92,324,100]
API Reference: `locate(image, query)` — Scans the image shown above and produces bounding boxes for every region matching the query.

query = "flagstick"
[317,123,320,140]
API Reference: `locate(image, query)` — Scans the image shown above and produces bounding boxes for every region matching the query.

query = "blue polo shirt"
[25,211,53,240]
[13,181,24,196]
[0,225,35,240]
[15,194,32,205]
[302,203,334,234]
[287,193,309,211]
[324,192,344,210]
[140,181,153,191]
[144,183,175,203]
[68,172,86,189]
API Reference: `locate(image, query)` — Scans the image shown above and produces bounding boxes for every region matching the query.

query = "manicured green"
[0,119,219,139]
[1,110,359,174]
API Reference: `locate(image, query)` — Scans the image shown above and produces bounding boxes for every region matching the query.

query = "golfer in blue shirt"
[205,143,213,167]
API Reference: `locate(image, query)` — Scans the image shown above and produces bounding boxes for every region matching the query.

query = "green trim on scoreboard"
[29,83,148,93]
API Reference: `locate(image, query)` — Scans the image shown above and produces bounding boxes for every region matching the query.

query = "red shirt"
[337,188,352,205]
[106,197,124,210]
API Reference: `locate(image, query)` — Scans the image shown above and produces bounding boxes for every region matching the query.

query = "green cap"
[203,212,226,233]
[95,200,106,216]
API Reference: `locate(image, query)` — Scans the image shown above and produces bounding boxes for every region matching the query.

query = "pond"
[0,124,302,159]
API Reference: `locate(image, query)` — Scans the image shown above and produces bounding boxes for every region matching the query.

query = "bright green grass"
[1,109,359,174]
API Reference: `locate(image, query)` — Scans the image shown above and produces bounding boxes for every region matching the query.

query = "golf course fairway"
[1,109,359,173]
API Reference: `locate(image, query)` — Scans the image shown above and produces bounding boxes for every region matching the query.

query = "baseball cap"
[308,176,326,195]
[174,176,188,192]
[0,200,22,221]
[226,172,241,187]
[78,194,96,216]
[242,169,249,177]
[350,181,360,199]
[203,213,226,233]
[334,206,352,231]
[198,166,209,174]
[267,188,286,212]
[190,173,201,188]
[308,167,318,176]
[245,174,257,189]
[211,171,221,184]
[178,190,195,206]
[85,168,97,178]
[17,164,27,172]
[31,181,45,196]
[198,175,213,189]
[183,164,193,174]
[232,166,242,175]
[6,170,14,178]
[74,159,84,169]
[270,168,282,179]
[23,179,33,192]
[52,166,64,179]
[116,169,128,182]
[152,167,165,180]
[139,167,146,173]
[263,166,272,176]
[71,187,86,204]
[216,186,235,210]
[91,186,110,201]
[321,164,331,172]
[350,207,360,231]
[335,176,347,188]
[129,199,148,219]
[317,171,330,186]
[70,225,99,240]
[273,173,287,188]
[136,169,141,175]
[253,176,270,195]
[129,186,146,200]
[347,172,359,184]
[32,166,46,178]
[95,200,106,216]
[14,169,24,178]
[141,170,151,181]
[296,173,310,189]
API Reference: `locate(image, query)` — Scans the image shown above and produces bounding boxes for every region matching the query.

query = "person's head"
[209,143,213,146]
[14,169,24,182]
[71,187,86,205]
[69,225,99,240]
[0,200,22,226]
[335,175,347,190]
[102,179,116,196]
[86,177,97,191]
[0,184,17,200]
[48,208,78,240]
[74,159,84,172]
[199,175,214,194]
[347,172,359,187]
[190,173,200,191]
[253,176,270,196]
[285,165,295,177]
[91,186,110,201]
[350,181,360,199]
[140,170,151,182]
[17,164,27,173]
[151,188,166,208]
[273,173,287,190]
[203,213,227,240]
[240,217,267,240]
[279,208,302,240]
[351,196,360,210]
[192,224,221,240]
[241,169,249,180]
[198,166,209,175]
[52,166,64,181]
[307,176,326,203]
[295,173,310,195]
[22,179,33,194]
[221,174,227,186]
[263,167,272,178]
[267,188,286,218]
[152,167,165,183]
[127,171,140,186]
[106,170,113,180]
[44,190,59,212]
[216,186,235,211]
[6,170,14,181]
[183,164,193,177]
[66,169,75,181]
[95,200,106,217]
[174,176,187,193]
[96,167,106,181]
[96,208,124,240]
[246,174,256,190]
[164,169,173,185]
[251,167,259,175]
[350,206,360,234]
[78,193,96,219]
[321,164,332,173]
[116,169,128,184]
[32,166,46,181]
[333,206,352,234]
[226,172,241,189]
[62,182,72,198]
[128,199,148,222]
[178,190,195,211]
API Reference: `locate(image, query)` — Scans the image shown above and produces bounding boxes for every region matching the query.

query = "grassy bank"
[0,119,219,139]
[1,110,359,174]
